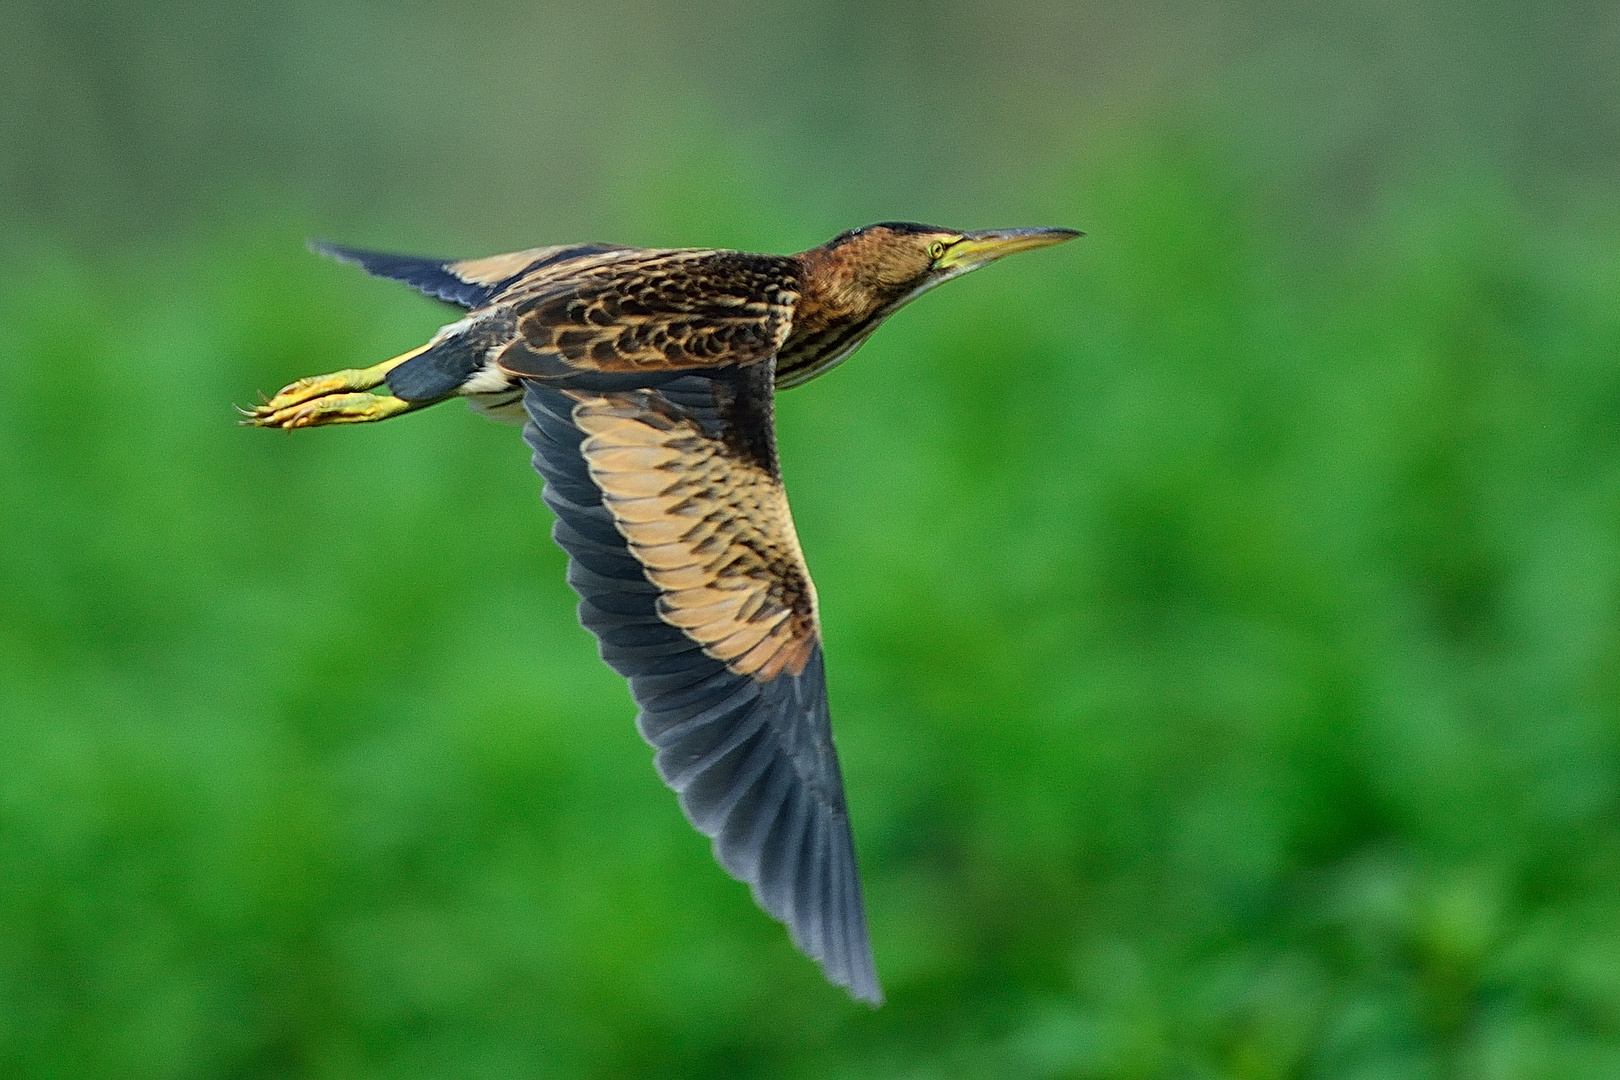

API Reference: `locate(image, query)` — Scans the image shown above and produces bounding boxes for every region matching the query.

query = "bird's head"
[799,221,1081,319]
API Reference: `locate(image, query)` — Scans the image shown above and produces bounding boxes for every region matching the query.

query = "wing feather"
[498,251,799,381]
[521,375,881,1005]
[311,240,629,309]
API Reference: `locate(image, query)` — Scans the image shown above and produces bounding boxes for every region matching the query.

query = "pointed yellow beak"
[935,226,1083,273]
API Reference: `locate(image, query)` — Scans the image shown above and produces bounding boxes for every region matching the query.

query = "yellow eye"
[928,240,946,260]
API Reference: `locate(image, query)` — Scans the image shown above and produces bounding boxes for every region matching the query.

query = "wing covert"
[521,371,880,1004]
[498,251,799,381]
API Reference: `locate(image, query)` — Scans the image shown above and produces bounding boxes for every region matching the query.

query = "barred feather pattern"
[499,251,798,379]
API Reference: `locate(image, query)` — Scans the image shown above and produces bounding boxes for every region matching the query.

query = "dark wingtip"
[307,239,366,264]
[303,241,496,308]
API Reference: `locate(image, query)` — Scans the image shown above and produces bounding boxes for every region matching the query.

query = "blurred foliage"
[4,0,1620,1075]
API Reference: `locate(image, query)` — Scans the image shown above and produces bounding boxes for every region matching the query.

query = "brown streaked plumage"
[574,389,820,681]
[502,251,798,378]
[243,221,1080,1004]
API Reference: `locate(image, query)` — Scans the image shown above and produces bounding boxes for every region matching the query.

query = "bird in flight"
[244,222,1079,1004]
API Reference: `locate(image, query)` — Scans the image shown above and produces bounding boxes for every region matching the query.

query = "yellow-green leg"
[240,344,430,429]
[243,391,421,429]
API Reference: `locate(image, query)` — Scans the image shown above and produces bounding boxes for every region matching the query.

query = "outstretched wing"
[521,366,881,1004]
[310,240,630,309]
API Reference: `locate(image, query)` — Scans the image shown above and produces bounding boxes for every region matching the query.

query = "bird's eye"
[928,240,947,260]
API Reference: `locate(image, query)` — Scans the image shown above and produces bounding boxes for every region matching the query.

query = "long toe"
[285,392,412,428]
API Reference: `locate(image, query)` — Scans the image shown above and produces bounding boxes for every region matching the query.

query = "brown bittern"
[244,222,1079,1004]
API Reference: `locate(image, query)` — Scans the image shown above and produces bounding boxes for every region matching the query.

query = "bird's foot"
[239,343,434,427]
[240,391,415,429]
[244,357,396,416]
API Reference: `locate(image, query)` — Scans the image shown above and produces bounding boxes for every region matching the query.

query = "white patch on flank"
[459,357,516,395]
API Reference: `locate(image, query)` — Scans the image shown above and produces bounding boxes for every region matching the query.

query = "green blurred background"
[4,2,1620,1076]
